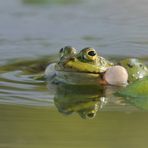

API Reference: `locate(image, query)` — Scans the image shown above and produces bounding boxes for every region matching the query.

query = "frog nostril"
[88,51,96,56]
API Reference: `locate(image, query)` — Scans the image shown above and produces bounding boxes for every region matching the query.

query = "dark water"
[0,0,148,148]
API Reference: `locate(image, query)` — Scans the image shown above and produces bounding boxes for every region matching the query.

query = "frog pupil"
[88,51,96,56]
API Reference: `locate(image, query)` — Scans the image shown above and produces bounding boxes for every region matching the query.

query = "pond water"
[0,0,148,148]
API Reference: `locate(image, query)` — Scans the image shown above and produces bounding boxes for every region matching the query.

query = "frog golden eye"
[88,50,96,56]
[85,49,97,61]
[79,47,98,62]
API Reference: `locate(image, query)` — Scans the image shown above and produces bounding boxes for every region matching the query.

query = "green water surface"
[0,0,148,148]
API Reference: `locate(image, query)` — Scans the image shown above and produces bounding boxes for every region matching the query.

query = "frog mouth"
[63,60,101,74]
[56,68,100,74]
[55,70,100,85]
[55,70,100,79]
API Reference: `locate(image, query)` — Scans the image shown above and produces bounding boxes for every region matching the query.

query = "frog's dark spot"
[139,64,143,67]
[87,112,95,118]
[127,63,133,68]
[68,66,72,69]
[92,98,98,101]
[82,55,86,61]
[88,51,96,56]
[70,57,76,61]
[100,72,105,79]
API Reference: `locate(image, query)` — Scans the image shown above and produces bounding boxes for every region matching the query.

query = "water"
[0,0,148,147]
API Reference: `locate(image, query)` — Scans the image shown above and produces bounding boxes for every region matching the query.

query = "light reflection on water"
[0,0,148,61]
[0,70,51,106]
[0,55,146,112]
[0,0,148,147]
[0,57,148,148]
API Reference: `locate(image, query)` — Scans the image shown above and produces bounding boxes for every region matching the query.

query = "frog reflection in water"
[52,83,132,119]
[53,84,105,119]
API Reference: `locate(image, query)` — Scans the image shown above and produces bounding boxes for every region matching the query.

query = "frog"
[45,46,113,85]
[56,47,113,73]
[118,58,148,82]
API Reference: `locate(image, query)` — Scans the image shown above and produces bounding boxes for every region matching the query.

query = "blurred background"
[0,0,148,64]
[0,0,148,148]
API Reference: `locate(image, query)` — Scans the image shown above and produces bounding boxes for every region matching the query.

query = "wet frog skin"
[45,46,113,85]
[56,46,113,73]
[118,58,148,82]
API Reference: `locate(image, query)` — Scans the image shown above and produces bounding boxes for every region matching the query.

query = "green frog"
[45,46,113,85]
[118,58,148,82]
[56,46,113,73]
[41,47,148,86]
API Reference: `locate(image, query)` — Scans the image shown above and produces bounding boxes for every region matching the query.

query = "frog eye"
[88,50,96,56]
[59,46,77,58]
[82,48,97,61]
[86,50,97,61]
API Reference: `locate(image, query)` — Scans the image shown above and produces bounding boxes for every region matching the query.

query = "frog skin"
[56,47,113,73]
[45,46,113,85]
[118,58,148,82]
[56,46,77,70]
[59,46,77,62]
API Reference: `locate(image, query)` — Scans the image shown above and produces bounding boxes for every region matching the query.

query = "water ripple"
[0,67,54,107]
